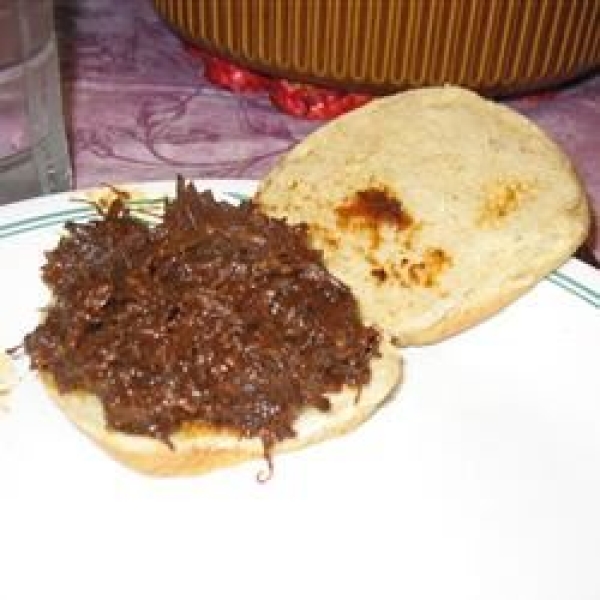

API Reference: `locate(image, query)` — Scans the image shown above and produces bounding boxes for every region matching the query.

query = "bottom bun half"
[41,338,401,477]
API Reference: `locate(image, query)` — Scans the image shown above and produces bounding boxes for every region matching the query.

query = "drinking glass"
[0,0,72,204]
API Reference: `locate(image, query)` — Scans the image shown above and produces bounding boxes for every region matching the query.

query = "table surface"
[55,0,600,265]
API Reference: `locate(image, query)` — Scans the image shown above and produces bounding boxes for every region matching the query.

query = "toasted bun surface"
[255,86,590,345]
[40,338,400,476]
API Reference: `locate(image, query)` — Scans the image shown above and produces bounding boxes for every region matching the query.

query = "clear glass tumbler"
[0,0,72,204]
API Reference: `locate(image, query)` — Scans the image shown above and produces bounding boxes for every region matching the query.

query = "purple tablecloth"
[55,0,600,265]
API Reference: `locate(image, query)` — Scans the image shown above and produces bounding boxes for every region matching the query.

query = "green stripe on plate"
[0,207,93,237]
[548,271,600,309]
[0,214,93,240]
[0,194,247,240]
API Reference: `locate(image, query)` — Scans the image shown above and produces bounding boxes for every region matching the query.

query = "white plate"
[1,180,599,600]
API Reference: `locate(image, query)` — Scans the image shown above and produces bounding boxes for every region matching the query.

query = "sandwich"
[23,86,589,477]
[23,179,401,477]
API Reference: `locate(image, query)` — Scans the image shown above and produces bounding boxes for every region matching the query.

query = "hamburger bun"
[255,86,590,345]
[27,86,589,477]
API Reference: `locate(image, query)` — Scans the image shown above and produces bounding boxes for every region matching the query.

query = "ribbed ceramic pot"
[152,0,600,96]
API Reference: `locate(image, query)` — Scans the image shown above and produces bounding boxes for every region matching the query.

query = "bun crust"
[40,338,400,476]
[255,86,590,345]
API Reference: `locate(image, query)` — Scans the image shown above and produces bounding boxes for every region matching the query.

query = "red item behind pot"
[185,44,373,120]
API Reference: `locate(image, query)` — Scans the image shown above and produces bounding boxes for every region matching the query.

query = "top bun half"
[255,86,590,345]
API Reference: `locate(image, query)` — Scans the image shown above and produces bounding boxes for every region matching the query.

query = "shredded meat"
[24,178,381,455]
